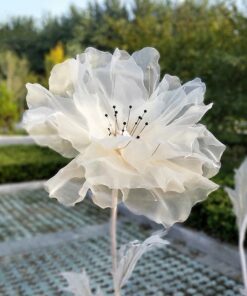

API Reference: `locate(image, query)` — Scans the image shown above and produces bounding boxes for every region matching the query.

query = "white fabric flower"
[225,158,247,295]
[23,47,225,227]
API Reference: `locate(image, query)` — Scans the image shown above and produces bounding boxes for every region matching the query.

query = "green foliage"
[187,187,238,243]
[186,145,246,243]
[0,145,69,183]
[0,82,18,133]
[0,50,37,115]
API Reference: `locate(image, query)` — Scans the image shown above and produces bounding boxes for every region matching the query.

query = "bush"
[0,82,18,133]
[186,146,246,244]
[0,145,69,183]
[187,188,238,243]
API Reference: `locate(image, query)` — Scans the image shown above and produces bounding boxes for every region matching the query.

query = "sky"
[0,0,245,23]
[0,0,108,22]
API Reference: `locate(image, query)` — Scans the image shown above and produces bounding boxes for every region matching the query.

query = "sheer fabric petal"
[23,83,90,157]
[45,157,86,206]
[225,158,247,229]
[124,182,217,227]
[49,58,78,97]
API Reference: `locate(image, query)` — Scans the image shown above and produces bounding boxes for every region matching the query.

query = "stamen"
[105,106,148,138]
[152,144,161,156]
[105,113,112,136]
[121,122,127,135]
[130,121,139,135]
[121,139,132,149]
[136,122,148,139]
[131,116,142,136]
[130,109,147,136]
[126,105,132,129]
[113,107,119,135]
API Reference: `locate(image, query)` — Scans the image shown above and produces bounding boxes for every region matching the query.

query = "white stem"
[111,189,120,296]
[239,216,247,294]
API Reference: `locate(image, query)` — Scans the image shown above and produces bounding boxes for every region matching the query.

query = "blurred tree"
[70,0,129,51]
[45,42,66,78]
[0,0,246,144]
[0,82,18,133]
[0,51,37,115]
[0,17,40,72]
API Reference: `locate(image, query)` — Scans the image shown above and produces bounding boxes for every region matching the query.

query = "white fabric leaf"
[225,158,247,295]
[225,158,247,230]
[115,232,169,289]
[61,270,104,296]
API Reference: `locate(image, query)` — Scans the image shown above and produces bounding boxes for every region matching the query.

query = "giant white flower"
[23,47,225,227]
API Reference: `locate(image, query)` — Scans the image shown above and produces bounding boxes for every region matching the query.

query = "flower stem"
[111,189,120,296]
[239,217,247,295]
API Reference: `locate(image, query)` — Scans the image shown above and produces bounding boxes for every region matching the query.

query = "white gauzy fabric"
[225,158,247,230]
[23,47,225,227]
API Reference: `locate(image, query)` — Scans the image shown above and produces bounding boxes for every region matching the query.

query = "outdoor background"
[0,0,246,244]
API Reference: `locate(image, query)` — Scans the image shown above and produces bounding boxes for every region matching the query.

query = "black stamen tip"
[135,122,137,125]
[115,111,118,115]
[105,114,108,117]
[139,116,142,120]
[113,105,116,109]
[136,136,140,139]
[144,110,147,113]
[123,122,126,125]
[145,122,148,125]
[129,105,132,109]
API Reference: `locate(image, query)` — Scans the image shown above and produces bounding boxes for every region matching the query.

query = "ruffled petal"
[76,48,149,126]
[124,179,217,227]
[77,47,112,99]
[23,107,78,158]
[23,83,90,156]
[89,184,125,209]
[49,58,78,97]
[143,77,205,125]
[45,158,86,206]
[132,47,160,95]
[110,49,148,111]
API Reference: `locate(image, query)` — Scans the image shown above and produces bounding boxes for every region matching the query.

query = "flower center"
[105,105,149,139]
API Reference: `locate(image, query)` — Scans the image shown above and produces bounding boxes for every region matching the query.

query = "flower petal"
[45,158,86,206]
[23,83,90,156]
[23,107,78,158]
[49,58,78,97]
[124,180,217,227]
[132,47,160,95]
